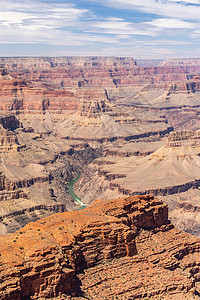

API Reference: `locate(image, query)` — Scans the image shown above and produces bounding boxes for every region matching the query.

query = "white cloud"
[147,18,198,29]
[0,0,92,44]
[0,0,163,46]
[89,19,160,36]
[93,0,200,20]
[0,1,88,28]
[169,0,200,3]
[0,0,130,48]
[0,0,200,58]
[0,26,122,46]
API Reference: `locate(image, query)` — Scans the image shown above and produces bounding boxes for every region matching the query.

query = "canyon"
[0,58,199,232]
[0,56,200,297]
[0,57,174,234]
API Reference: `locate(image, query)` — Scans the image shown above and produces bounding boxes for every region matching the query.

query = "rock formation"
[0,195,199,299]
[89,130,200,237]
[0,59,174,234]
[1,57,200,110]
[1,57,200,237]
[91,130,200,196]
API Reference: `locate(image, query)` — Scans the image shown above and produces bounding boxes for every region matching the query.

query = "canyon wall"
[0,57,200,236]
[0,196,199,299]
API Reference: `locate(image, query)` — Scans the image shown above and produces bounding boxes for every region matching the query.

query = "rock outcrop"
[166,130,200,147]
[0,195,199,299]
[0,78,110,113]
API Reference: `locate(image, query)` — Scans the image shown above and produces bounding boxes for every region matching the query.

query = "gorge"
[0,56,200,298]
[0,57,200,235]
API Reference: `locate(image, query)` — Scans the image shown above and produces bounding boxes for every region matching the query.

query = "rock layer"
[92,130,200,196]
[87,130,200,237]
[0,195,199,299]
[1,56,200,237]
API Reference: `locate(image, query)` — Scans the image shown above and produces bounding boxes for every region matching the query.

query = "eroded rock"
[0,195,199,299]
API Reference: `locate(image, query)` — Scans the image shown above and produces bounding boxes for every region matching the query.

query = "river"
[67,173,87,210]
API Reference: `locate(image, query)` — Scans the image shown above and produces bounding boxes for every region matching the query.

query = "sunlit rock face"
[0,195,200,299]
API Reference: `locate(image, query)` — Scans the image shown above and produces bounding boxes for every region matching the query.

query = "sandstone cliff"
[1,56,199,110]
[0,195,199,299]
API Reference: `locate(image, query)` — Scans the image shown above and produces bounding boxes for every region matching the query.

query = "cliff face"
[0,79,110,113]
[1,57,200,106]
[0,56,137,71]
[2,56,200,122]
[166,130,200,147]
[0,195,199,299]
[0,57,197,107]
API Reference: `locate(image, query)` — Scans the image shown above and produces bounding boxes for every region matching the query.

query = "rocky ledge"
[0,195,199,299]
[166,130,200,147]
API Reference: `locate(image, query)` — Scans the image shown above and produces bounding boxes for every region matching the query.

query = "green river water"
[67,173,87,210]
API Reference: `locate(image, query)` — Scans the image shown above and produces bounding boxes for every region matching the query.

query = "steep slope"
[90,131,200,236]
[0,195,200,299]
[92,130,200,195]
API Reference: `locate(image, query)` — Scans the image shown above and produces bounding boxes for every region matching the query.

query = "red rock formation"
[0,195,199,299]
[0,57,191,91]
[0,78,110,113]
[2,57,200,119]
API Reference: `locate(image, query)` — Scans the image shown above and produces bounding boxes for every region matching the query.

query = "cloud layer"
[96,0,200,19]
[0,1,90,44]
[1,0,200,58]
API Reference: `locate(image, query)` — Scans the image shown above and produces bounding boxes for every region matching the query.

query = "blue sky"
[1,0,200,58]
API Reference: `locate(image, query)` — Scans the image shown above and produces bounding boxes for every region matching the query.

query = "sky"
[1,0,200,58]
